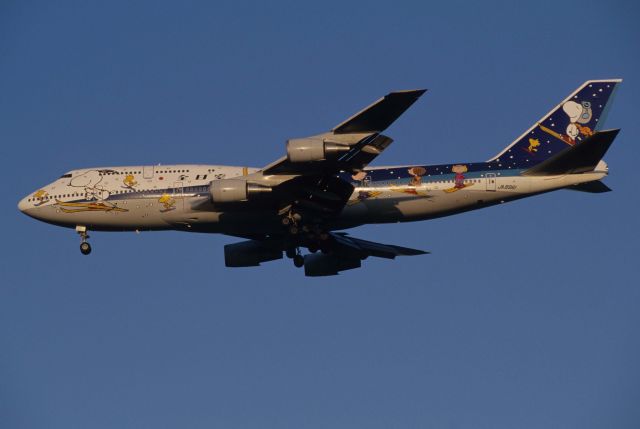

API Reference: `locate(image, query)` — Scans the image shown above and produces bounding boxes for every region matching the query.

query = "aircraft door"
[174,181,184,210]
[486,173,496,191]
[143,165,154,179]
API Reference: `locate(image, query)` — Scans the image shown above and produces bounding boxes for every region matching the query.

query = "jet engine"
[286,138,350,163]
[303,253,362,277]
[209,179,271,204]
[224,240,283,267]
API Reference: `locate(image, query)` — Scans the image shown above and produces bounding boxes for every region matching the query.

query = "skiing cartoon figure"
[32,189,49,206]
[351,171,367,184]
[348,189,382,205]
[443,164,473,193]
[122,174,138,189]
[453,164,467,188]
[408,166,426,186]
[158,193,176,211]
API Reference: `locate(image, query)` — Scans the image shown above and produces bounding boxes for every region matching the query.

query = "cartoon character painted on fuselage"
[69,170,110,200]
[408,167,427,186]
[452,164,468,189]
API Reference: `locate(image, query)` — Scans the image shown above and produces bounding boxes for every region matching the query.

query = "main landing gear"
[281,208,336,268]
[76,225,92,255]
[281,212,302,235]
[285,247,305,268]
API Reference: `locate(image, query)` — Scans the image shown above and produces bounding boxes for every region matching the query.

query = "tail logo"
[562,100,594,143]
[539,99,597,146]
[491,80,620,167]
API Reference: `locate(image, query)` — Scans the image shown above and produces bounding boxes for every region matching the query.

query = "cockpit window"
[60,173,72,178]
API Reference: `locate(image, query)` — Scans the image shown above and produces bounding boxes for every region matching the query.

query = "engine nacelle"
[286,138,350,163]
[303,253,362,277]
[224,240,283,267]
[209,179,271,204]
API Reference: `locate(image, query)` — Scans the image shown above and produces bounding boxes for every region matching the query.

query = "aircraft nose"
[18,195,29,212]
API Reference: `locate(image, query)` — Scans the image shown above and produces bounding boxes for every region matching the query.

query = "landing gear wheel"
[80,241,92,255]
[76,225,91,255]
[285,248,297,259]
[293,254,304,268]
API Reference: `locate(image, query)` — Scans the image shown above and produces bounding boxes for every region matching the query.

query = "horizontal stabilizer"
[565,180,612,193]
[332,89,426,134]
[523,129,619,176]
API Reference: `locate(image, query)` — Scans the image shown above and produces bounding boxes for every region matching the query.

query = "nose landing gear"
[80,241,92,255]
[76,225,92,255]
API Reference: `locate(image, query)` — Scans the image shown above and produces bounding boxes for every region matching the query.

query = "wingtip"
[584,78,623,84]
[402,248,429,256]
[389,88,428,97]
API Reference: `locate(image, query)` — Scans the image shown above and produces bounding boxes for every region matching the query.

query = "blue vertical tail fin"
[489,79,621,168]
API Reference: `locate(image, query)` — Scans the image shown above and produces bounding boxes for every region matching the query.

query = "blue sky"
[1,1,639,427]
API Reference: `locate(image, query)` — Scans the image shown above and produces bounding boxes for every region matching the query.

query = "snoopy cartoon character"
[407,166,426,186]
[562,100,594,143]
[69,170,110,200]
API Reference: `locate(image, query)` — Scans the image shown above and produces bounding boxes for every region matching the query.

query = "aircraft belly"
[24,198,179,231]
[339,184,524,224]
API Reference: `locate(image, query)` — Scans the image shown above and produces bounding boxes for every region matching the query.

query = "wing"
[261,133,393,176]
[260,89,426,176]
[224,232,428,276]
[246,89,426,221]
[210,89,429,275]
[331,89,427,134]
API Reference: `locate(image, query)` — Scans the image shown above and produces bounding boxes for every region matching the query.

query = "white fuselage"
[18,162,608,236]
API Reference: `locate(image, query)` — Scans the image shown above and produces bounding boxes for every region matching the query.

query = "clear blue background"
[1,1,639,427]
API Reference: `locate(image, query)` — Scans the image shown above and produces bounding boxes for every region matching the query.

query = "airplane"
[18,79,621,276]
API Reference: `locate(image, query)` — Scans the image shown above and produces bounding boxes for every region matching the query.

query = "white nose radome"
[18,196,29,212]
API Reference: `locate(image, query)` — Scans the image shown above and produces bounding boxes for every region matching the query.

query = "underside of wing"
[223,232,427,276]
[330,232,428,259]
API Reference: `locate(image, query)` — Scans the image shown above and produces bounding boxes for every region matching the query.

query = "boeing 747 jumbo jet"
[19,80,621,276]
